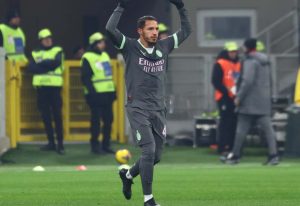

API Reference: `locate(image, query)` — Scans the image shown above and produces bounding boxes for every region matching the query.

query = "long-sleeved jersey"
[106,6,191,110]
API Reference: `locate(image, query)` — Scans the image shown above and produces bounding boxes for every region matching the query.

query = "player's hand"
[234,98,240,107]
[169,0,184,9]
[117,0,131,8]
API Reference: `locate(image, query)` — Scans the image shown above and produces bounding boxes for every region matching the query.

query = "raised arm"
[169,0,192,47]
[106,0,130,49]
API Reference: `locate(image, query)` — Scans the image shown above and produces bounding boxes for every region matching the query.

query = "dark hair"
[137,16,157,29]
[72,45,84,55]
[5,9,20,22]
[244,38,257,50]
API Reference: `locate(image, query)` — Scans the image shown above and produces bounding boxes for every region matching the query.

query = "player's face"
[138,20,159,46]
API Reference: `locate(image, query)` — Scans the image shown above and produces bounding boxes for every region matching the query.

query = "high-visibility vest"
[81,51,115,94]
[215,58,241,101]
[295,69,300,104]
[0,24,28,63]
[32,46,64,87]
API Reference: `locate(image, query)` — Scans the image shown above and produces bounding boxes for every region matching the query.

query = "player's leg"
[139,129,164,206]
[153,130,164,165]
[141,110,166,206]
[129,109,165,176]
[119,107,153,200]
[151,109,166,165]
[139,141,156,201]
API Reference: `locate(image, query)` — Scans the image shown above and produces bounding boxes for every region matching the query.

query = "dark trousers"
[232,114,277,157]
[89,104,113,149]
[36,87,64,146]
[86,93,115,150]
[217,97,237,154]
[126,107,166,195]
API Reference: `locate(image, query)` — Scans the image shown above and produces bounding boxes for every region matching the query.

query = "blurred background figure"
[72,45,85,60]
[80,32,116,154]
[0,9,28,63]
[27,28,65,155]
[212,41,240,160]
[256,40,265,52]
[226,38,279,165]
[158,23,169,40]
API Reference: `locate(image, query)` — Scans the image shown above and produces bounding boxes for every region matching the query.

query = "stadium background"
[1,0,300,205]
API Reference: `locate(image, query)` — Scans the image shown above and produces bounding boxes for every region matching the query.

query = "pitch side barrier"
[5,60,126,148]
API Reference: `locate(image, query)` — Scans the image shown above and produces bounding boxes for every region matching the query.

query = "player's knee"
[154,152,162,164]
[141,142,155,161]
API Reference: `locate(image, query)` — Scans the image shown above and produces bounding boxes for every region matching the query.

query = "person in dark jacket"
[27,28,65,155]
[80,32,116,154]
[226,38,279,165]
[212,41,240,159]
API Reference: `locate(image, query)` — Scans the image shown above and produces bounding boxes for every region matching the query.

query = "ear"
[137,28,143,36]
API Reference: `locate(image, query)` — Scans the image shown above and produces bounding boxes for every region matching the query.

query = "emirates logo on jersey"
[139,58,165,73]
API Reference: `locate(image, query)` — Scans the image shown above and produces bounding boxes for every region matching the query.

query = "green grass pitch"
[0,144,300,206]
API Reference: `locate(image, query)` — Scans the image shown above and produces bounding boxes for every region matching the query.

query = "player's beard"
[147,41,157,47]
[145,37,157,47]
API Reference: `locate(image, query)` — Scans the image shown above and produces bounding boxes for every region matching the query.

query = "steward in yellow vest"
[81,32,116,154]
[212,41,240,156]
[27,28,65,155]
[0,9,28,63]
[158,23,169,40]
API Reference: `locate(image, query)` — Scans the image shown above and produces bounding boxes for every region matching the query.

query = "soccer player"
[106,0,191,205]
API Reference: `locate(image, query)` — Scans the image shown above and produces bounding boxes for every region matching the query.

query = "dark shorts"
[126,107,167,146]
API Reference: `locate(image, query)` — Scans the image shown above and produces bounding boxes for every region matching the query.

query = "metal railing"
[5,60,126,148]
[256,10,298,55]
[0,48,10,155]
[0,48,5,138]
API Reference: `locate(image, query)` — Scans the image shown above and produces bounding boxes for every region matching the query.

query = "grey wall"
[1,0,297,56]
[171,0,296,54]
[0,0,171,58]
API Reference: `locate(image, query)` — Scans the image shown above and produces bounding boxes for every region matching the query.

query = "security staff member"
[212,41,240,158]
[256,40,265,52]
[27,28,65,155]
[81,32,116,154]
[158,23,169,40]
[0,9,28,63]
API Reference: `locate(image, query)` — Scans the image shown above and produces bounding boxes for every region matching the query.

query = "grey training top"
[236,52,272,115]
[106,6,192,111]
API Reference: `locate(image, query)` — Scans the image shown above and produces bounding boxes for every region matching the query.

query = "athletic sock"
[144,194,153,202]
[126,170,133,179]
